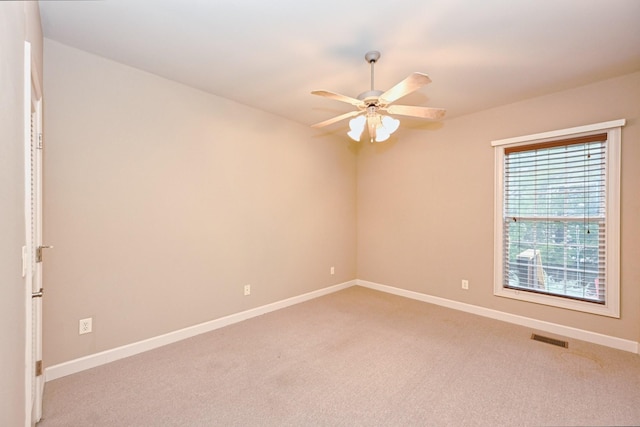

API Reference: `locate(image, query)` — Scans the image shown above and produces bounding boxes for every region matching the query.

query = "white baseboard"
[357,279,639,354]
[45,280,356,382]
[46,277,638,381]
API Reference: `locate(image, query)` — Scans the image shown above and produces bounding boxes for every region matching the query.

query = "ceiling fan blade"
[385,104,446,120]
[311,110,362,128]
[378,72,432,106]
[311,90,363,107]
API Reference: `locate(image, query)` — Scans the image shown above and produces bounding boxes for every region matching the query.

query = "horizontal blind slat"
[502,137,607,304]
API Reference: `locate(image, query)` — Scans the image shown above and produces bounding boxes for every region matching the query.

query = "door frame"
[24,40,44,427]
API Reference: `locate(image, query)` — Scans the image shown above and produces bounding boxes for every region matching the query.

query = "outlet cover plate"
[79,317,92,335]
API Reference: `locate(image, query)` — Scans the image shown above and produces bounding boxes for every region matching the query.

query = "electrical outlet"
[330,266,335,275]
[461,280,469,290]
[79,317,92,335]
[244,284,251,296]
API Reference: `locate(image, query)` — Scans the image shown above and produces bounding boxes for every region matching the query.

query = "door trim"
[24,40,44,427]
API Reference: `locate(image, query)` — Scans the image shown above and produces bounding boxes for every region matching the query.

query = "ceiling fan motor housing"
[357,90,383,104]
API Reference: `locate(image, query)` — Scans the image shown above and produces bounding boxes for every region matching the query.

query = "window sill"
[494,285,620,318]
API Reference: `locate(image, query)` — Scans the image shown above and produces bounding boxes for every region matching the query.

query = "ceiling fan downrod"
[365,51,380,92]
[356,51,384,104]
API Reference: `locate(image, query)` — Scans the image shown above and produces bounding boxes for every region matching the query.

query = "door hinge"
[36,245,53,263]
[35,360,43,377]
[37,133,43,149]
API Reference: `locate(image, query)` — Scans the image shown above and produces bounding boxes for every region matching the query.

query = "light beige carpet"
[38,286,640,426]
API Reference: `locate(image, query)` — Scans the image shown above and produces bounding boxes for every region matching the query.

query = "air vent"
[531,333,568,348]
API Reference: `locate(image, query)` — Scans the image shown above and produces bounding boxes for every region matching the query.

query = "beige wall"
[42,36,639,370]
[358,71,640,342]
[0,2,43,426]
[43,40,357,366]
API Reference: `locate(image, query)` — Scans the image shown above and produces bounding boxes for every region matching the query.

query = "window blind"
[502,133,607,303]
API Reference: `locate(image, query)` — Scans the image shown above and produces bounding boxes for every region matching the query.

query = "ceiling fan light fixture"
[363,114,398,143]
[381,115,400,134]
[347,115,366,141]
[347,129,364,141]
[375,127,390,142]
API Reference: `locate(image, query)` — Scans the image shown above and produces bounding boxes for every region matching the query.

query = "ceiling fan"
[311,51,446,143]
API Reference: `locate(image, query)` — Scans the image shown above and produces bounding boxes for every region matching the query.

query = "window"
[492,120,624,317]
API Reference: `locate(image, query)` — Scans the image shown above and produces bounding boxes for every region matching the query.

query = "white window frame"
[492,119,624,318]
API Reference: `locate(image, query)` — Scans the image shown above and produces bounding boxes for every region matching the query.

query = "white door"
[24,41,46,426]
[30,90,45,425]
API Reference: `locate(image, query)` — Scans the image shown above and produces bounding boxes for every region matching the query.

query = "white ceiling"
[39,0,640,130]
